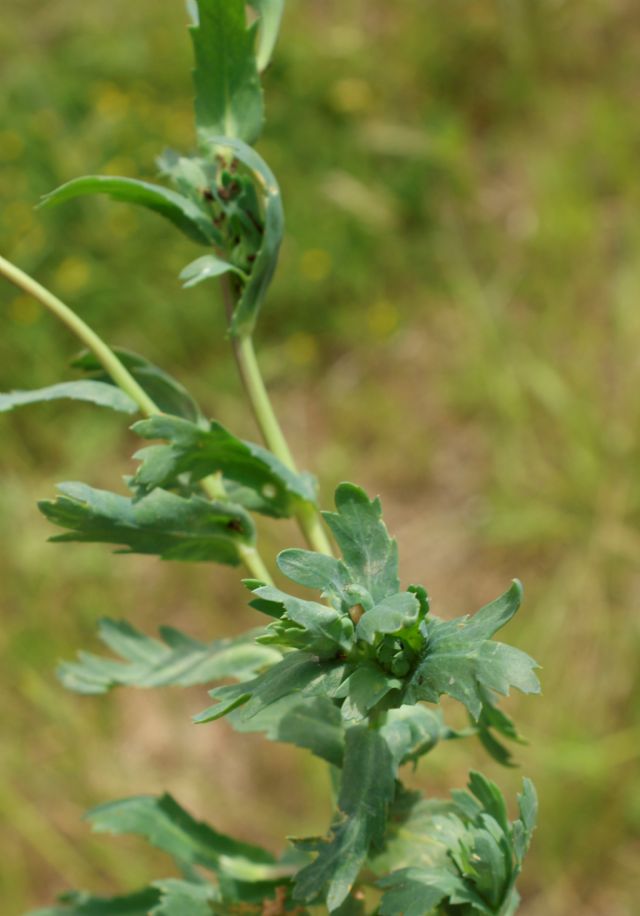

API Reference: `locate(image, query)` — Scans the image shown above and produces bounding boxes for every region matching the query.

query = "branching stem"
[0,255,274,584]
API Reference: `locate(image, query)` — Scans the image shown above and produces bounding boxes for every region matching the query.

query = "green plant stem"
[234,333,334,557]
[198,473,273,582]
[0,254,160,418]
[0,255,274,584]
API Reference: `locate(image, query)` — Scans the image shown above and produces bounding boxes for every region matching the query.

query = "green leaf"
[377,868,453,916]
[180,254,247,288]
[375,774,537,916]
[379,705,452,768]
[190,0,263,144]
[131,415,316,517]
[457,580,526,641]
[150,879,218,916]
[235,653,348,718]
[466,772,510,836]
[39,483,255,565]
[207,137,284,338]
[276,549,351,608]
[196,652,346,724]
[406,581,540,720]
[512,779,537,864]
[458,823,510,910]
[87,793,275,877]
[449,773,536,909]
[39,176,216,245]
[475,689,528,768]
[58,618,279,695]
[330,896,366,916]
[369,792,467,877]
[333,663,403,722]
[229,694,345,768]
[27,888,161,915]
[293,725,396,911]
[253,584,353,658]
[247,0,285,70]
[356,592,421,645]
[323,483,399,605]
[0,380,137,415]
[72,348,205,424]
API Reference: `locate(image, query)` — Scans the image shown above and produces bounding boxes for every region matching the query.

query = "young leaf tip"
[242,577,268,591]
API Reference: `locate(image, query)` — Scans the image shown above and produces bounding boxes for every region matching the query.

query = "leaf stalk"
[0,255,274,584]
[0,254,160,418]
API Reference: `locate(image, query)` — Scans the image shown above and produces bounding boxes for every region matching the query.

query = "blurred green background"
[1,0,639,913]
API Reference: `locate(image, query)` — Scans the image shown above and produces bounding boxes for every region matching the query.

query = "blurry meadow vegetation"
[1,0,639,913]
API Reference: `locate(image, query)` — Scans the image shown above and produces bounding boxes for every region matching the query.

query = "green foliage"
[86,793,275,874]
[39,482,255,565]
[322,483,400,605]
[40,176,216,246]
[229,693,345,767]
[292,726,396,911]
[376,774,537,915]
[29,887,162,915]
[406,582,540,720]
[379,706,462,768]
[212,137,285,338]
[1,1,542,914]
[0,380,137,415]
[247,0,285,71]
[190,0,264,146]
[72,349,206,424]
[131,414,316,516]
[474,692,528,768]
[58,619,279,695]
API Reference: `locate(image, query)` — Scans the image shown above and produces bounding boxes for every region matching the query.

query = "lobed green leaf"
[475,687,528,768]
[190,0,264,145]
[333,663,403,723]
[86,793,275,876]
[323,483,399,605]
[356,592,421,645]
[293,725,396,911]
[131,414,316,517]
[149,879,217,916]
[39,482,255,565]
[406,581,540,720]
[379,705,459,769]
[253,584,353,658]
[276,548,351,608]
[27,888,161,915]
[58,618,279,695]
[377,868,458,916]
[0,380,137,416]
[196,651,347,724]
[229,694,345,768]
[369,791,468,878]
[375,772,537,915]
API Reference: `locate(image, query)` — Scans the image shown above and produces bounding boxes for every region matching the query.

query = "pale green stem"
[0,255,274,585]
[234,333,334,557]
[0,254,159,418]
[197,473,273,583]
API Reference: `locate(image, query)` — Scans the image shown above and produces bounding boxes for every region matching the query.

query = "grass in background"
[1,0,639,913]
